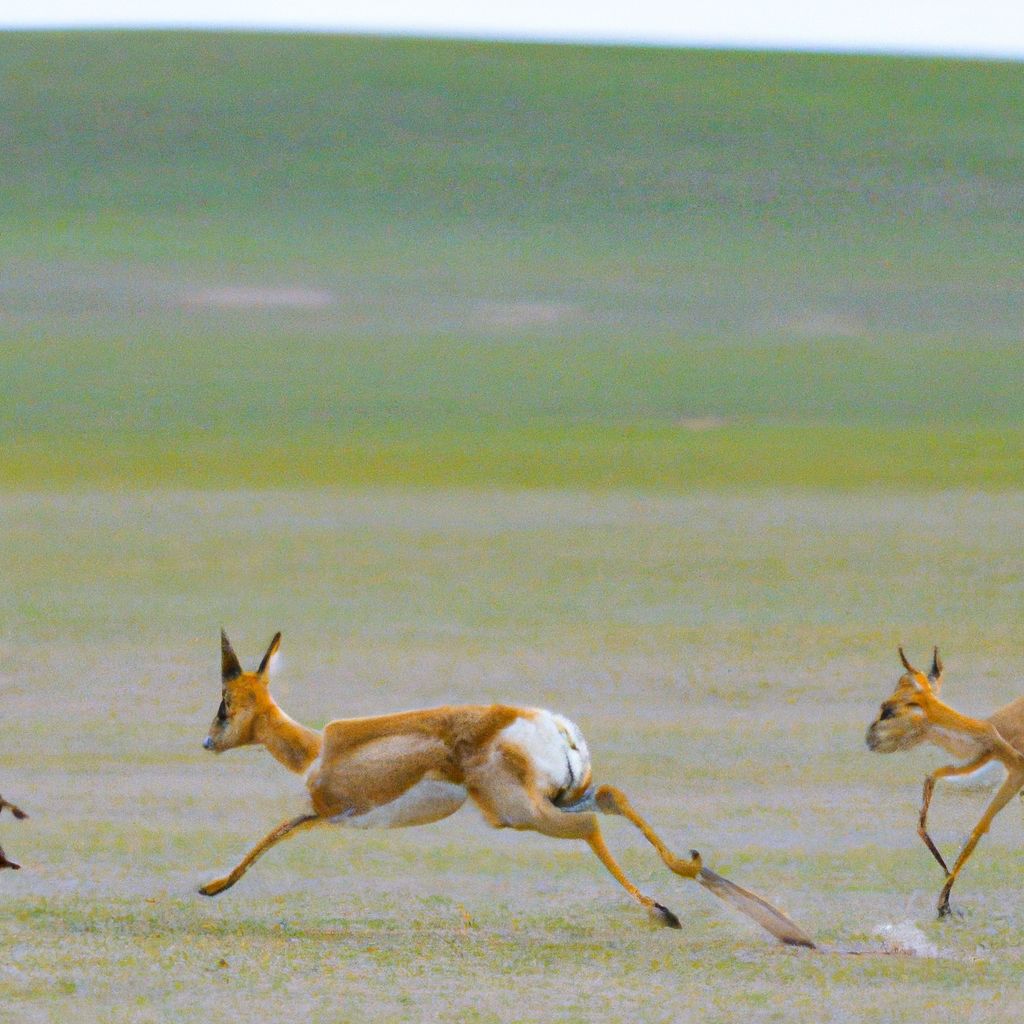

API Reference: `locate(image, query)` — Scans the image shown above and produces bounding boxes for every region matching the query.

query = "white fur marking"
[329,780,467,829]
[944,759,1006,791]
[929,726,985,761]
[498,710,591,799]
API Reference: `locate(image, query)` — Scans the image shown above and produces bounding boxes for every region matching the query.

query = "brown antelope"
[866,647,1024,917]
[199,630,814,946]
[0,795,27,870]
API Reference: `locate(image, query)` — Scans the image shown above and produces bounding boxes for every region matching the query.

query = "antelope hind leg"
[585,827,682,928]
[594,784,816,948]
[469,771,681,927]
[594,785,701,878]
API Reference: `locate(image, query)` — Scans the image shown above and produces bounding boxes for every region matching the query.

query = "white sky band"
[3,1,1023,61]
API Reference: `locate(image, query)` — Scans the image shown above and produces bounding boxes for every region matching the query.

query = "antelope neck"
[256,705,323,773]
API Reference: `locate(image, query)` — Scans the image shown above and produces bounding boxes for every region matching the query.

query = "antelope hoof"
[652,902,682,929]
[199,877,231,897]
[671,849,702,879]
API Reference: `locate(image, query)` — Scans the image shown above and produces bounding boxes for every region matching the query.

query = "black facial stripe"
[216,699,227,722]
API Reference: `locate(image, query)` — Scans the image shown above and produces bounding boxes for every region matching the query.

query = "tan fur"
[866,647,1024,917]
[986,696,1024,753]
[200,630,809,938]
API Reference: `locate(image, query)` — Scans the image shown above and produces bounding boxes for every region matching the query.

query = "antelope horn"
[898,646,917,674]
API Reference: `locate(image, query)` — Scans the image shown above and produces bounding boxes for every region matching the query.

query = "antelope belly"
[329,779,467,828]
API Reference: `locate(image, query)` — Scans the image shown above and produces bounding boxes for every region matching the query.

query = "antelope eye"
[216,699,228,722]
[879,707,895,721]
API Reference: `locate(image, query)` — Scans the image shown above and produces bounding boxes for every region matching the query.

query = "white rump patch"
[872,922,940,958]
[498,710,591,799]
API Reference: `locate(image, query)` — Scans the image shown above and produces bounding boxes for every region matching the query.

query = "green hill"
[3,31,1022,488]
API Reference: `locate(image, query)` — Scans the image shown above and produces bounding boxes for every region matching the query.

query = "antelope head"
[865,646,944,753]
[203,629,281,753]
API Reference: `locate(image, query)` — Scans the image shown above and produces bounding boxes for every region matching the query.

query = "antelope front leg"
[0,795,28,871]
[918,755,993,876]
[937,769,1024,918]
[0,796,27,820]
[200,814,321,896]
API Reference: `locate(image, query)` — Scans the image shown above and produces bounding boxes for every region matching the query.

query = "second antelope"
[199,630,813,946]
[866,647,1024,917]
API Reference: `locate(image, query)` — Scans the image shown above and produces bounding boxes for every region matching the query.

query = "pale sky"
[3,0,1024,60]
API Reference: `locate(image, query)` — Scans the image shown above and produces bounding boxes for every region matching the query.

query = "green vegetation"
[3,31,1024,1021]
[3,32,1022,488]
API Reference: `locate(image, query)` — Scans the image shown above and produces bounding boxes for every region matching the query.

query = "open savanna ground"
[3,489,1024,1022]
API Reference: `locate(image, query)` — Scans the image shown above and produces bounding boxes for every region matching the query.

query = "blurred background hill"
[3,31,1022,487]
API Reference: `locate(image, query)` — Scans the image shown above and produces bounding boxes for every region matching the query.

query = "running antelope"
[199,631,813,946]
[866,647,1024,917]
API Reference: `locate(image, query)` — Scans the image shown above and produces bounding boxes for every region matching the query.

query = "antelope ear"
[928,646,944,693]
[221,629,243,683]
[898,646,917,675]
[258,631,282,677]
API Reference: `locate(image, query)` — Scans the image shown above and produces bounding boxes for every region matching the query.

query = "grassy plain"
[3,32,1024,488]
[4,490,1024,1022]
[3,29,1024,1024]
